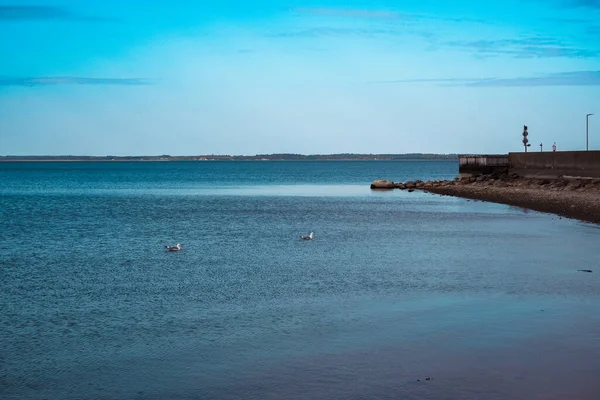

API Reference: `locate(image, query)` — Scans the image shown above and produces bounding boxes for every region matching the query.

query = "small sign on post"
[522,125,531,152]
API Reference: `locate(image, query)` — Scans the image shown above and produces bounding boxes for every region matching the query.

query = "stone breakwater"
[371,173,600,224]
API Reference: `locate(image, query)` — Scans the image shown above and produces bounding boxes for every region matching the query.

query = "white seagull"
[165,243,182,252]
[300,232,314,241]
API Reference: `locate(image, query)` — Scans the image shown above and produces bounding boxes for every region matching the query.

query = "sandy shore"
[371,174,600,224]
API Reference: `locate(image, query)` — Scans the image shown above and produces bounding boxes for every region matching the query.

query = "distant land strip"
[0,153,458,162]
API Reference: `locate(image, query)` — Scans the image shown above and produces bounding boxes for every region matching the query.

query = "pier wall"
[458,154,509,177]
[508,151,600,178]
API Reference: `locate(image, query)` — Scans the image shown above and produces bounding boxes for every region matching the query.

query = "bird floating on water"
[300,232,314,241]
[165,244,182,252]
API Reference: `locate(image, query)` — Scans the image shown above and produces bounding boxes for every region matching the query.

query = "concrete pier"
[458,154,509,177]
[458,151,600,179]
[508,151,600,179]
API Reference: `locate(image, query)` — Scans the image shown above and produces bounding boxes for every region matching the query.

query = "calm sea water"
[1,161,599,400]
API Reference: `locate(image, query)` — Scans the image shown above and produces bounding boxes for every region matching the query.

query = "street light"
[587,113,594,151]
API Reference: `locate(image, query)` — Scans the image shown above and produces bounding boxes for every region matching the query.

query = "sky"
[0,0,599,156]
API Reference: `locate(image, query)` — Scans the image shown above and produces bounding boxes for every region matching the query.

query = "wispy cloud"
[544,17,590,23]
[0,77,154,87]
[292,7,485,24]
[369,71,600,87]
[274,8,486,40]
[587,25,600,36]
[0,5,114,22]
[369,78,475,84]
[292,7,400,19]
[268,27,421,38]
[446,36,597,58]
[567,0,600,9]
[465,71,600,86]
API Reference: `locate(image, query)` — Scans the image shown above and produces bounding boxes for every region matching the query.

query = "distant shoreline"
[0,154,458,162]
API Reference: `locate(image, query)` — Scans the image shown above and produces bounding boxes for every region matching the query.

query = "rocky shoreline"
[371,173,600,224]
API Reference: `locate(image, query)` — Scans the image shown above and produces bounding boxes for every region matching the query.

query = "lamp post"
[587,113,594,151]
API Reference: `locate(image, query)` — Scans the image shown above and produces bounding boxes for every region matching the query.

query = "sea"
[1,160,599,400]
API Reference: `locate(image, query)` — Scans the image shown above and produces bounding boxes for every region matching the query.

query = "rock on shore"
[370,180,396,189]
[371,173,600,224]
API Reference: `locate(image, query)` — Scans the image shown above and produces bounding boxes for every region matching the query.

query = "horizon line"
[0,153,461,160]
[0,152,459,156]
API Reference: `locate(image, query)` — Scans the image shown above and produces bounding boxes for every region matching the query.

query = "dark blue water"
[1,161,599,400]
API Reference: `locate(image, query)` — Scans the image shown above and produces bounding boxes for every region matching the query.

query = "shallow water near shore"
[1,161,599,400]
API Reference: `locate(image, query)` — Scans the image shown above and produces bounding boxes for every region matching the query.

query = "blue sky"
[0,0,598,155]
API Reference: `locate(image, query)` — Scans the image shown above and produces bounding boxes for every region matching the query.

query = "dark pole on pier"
[587,114,594,151]
[522,125,531,152]
[540,143,543,152]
